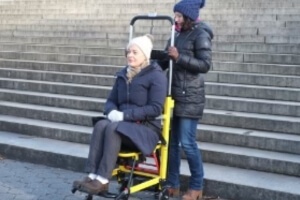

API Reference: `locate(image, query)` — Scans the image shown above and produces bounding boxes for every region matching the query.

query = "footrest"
[100,191,118,198]
[71,186,118,198]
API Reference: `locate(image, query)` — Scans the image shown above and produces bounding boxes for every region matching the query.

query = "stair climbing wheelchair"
[71,14,176,200]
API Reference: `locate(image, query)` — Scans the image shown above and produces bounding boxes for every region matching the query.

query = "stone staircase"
[0,0,300,199]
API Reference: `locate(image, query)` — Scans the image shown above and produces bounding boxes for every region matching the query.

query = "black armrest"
[151,50,169,60]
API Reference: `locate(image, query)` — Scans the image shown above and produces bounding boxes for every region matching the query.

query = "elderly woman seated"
[73,34,167,195]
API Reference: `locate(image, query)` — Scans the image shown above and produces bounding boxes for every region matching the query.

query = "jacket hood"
[197,21,214,39]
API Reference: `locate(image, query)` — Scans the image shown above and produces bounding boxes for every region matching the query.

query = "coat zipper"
[183,70,186,95]
[127,82,130,109]
[177,31,193,95]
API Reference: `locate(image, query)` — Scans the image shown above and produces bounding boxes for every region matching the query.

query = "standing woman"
[73,34,167,195]
[154,0,213,199]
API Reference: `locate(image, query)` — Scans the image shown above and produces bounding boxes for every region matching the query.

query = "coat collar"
[116,62,157,79]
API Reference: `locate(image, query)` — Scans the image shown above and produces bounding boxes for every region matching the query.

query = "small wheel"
[116,195,128,200]
[119,179,129,192]
[71,188,77,194]
[85,194,93,200]
[115,189,129,200]
[158,187,170,200]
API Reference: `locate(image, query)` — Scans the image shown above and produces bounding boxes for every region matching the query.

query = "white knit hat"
[127,34,154,60]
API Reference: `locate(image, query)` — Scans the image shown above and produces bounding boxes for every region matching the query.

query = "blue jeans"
[166,116,204,190]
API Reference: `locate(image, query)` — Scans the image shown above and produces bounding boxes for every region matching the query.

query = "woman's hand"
[168,46,179,61]
[108,110,124,122]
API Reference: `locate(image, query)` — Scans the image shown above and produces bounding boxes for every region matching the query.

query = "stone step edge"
[2,113,300,144]
[0,130,299,199]
[0,34,299,41]
[1,45,300,56]
[1,113,299,165]
[2,66,300,80]
[0,57,298,69]
[2,88,300,106]
[0,50,300,60]
[1,100,300,130]
[2,76,300,92]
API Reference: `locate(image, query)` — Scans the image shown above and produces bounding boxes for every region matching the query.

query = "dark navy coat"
[104,61,167,155]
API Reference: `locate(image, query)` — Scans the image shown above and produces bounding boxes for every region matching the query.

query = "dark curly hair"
[181,15,195,31]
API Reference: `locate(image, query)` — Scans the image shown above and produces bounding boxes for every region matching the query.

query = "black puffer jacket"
[157,21,214,119]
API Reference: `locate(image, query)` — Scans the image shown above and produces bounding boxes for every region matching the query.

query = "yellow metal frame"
[112,96,174,194]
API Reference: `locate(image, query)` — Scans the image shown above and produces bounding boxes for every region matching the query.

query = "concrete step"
[206,82,300,102]
[0,112,299,177]
[198,142,300,177]
[207,20,286,28]
[0,36,160,48]
[1,113,300,155]
[1,2,299,10]
[2,86,300,118]
[215,35,300,44]
[1,58,299,77]
[287,21,300,28]
[201,8,300,15]
[0,14,281,22]
[1,8,300,16]
[0,4,173,11]
[202,109,300,135]
[209,0,299,3]
[0,59,122,75]
[0,0,175,3]
[199,124,300,155]
[0,68,115,86]
[207,71,300,88]
[1,77,300,102]
[2,13,300,23]
[0,131,299,200]
[0,100,300,135]
[1,67,300,90]
[0,101,99,126]
[0,51,128,66]
[1,7,299,15]
[0,22,296,34]
[1,27,300,37]
[1,42,299,55]
[0,7,169,14]
[0,19,289,28]
[0,77,111,98]
[0,115,92,144]
[0,21,288,33]
[215,52,300,65]
[278,14,300,21]
[220,43,300,55]
[0,0,297,4]
[0,13,282,21]
[213,61,300,76]
[0,88,105,111]
[1,51,300,65]
[206,2,300,9]
[0,44,127,56]
[206,95,300,117]
[266,35,300,44]
[4,0,297,4]
[258,28,300,36]
[0,27,254,37]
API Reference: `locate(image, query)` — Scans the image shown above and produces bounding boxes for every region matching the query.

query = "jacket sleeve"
[123,72,167,121]
[104,78,119,115]
[151,40,171,71]
[176,34,212,73]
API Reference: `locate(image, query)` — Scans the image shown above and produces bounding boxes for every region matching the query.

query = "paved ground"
[0,155,224,200]
[0,156,159,200]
